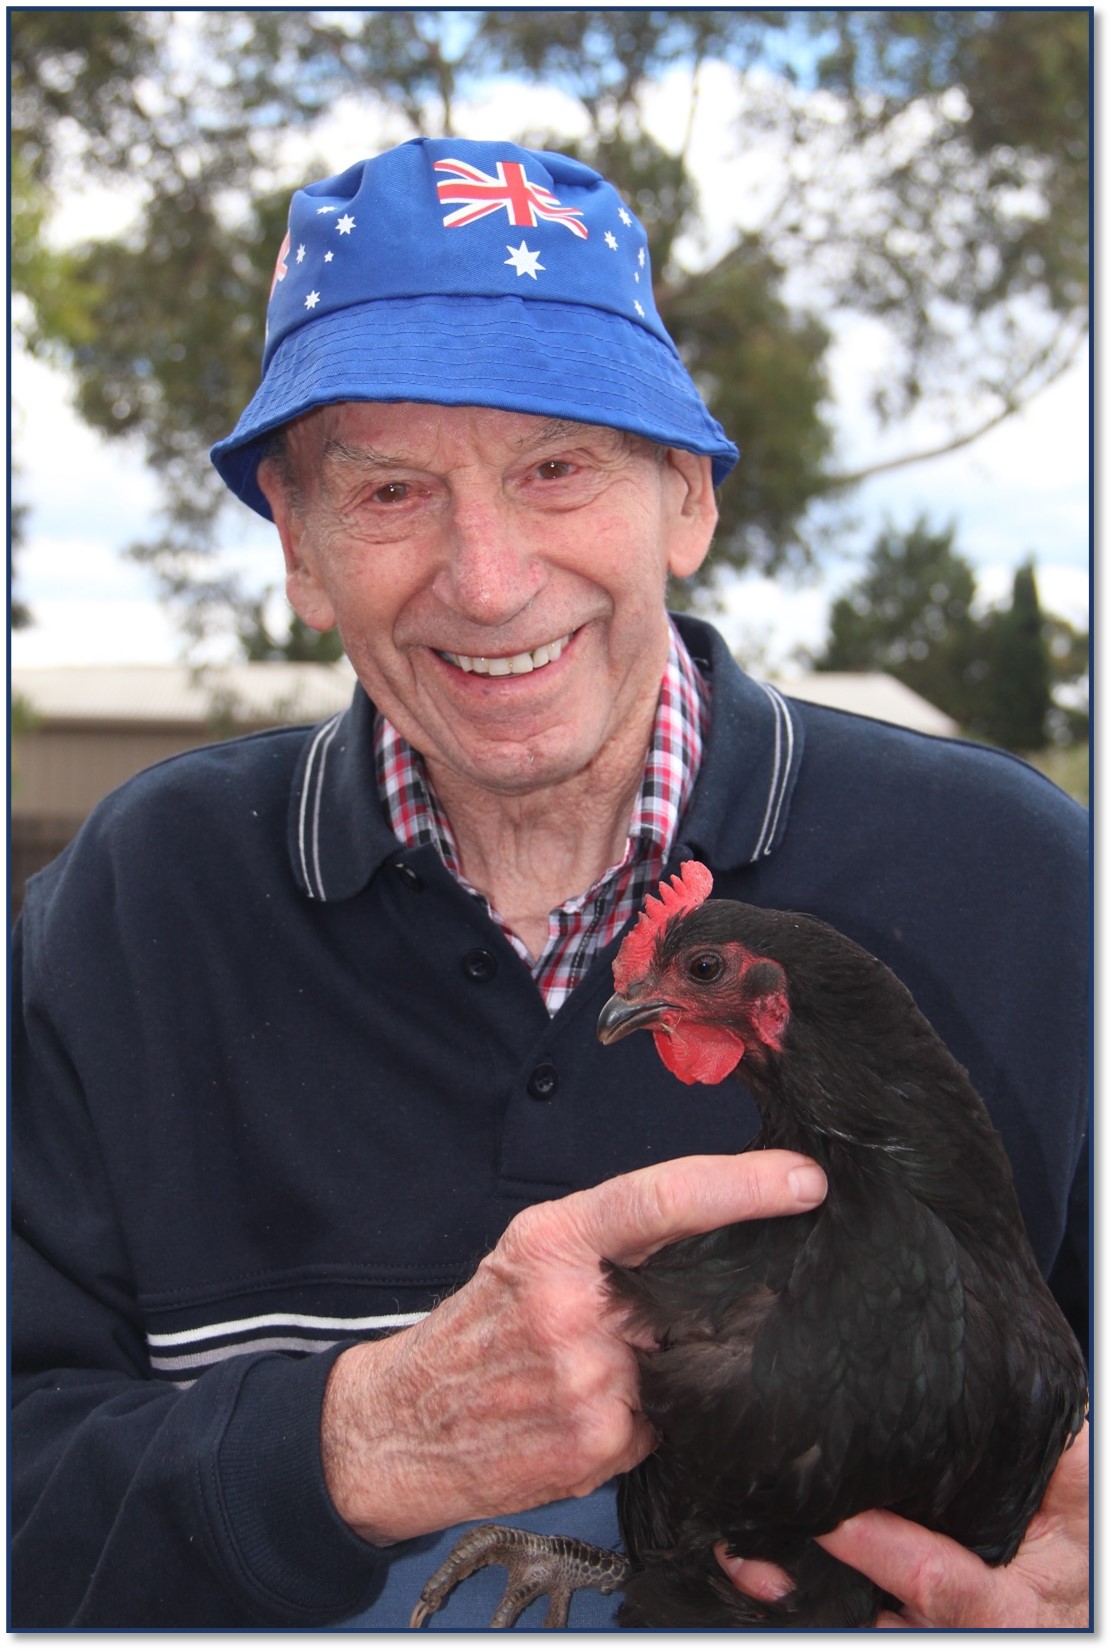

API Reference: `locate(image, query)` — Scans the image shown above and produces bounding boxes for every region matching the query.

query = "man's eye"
[536,460,574,481]
[371,481,410,505]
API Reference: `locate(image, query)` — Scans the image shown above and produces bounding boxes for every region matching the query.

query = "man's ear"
[663,449,718,581]
[257,457,337,633]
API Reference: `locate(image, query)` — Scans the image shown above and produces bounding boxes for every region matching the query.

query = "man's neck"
[426,740,649,960]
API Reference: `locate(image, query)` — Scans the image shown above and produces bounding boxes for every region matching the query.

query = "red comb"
[612,860,714,991]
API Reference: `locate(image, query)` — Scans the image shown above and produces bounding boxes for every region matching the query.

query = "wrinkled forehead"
[279,400,653,475]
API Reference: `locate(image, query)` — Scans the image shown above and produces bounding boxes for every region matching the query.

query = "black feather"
[601,898,1087,1629]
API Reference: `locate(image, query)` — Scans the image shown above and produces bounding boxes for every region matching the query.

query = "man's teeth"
[440,635,570,676]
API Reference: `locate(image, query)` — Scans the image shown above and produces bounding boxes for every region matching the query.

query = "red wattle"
[653,1023,746,1086]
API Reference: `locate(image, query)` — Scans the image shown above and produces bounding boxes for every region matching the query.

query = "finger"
[555,1152,828,1267]
[816,1509,1001,1627]
[714,1545,794,1603]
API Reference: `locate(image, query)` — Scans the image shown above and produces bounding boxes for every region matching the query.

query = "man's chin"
[431,738,597,799]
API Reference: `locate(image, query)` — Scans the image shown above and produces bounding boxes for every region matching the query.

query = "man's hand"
[716,1421,1090,1628]
[819,1420,1090,1628]
[320,1151,827,1546]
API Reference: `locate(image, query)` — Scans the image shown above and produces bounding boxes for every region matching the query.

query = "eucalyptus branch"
[823,324,1086,491]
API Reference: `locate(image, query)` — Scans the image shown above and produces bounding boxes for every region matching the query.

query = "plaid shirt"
[376,622,709,1013]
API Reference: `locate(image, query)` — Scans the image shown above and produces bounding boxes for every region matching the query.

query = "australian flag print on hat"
[211,137,739,518]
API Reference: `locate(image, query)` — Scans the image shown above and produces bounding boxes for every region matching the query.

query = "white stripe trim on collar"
[297,711,343,899]
[753,684,795,860]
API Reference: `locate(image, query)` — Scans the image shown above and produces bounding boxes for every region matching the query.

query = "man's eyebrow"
[320,420,612,468]
[320,437,403,469]
[511,418,598,452]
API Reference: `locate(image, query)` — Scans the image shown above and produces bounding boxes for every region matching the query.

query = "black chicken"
[412,862,1087,1629]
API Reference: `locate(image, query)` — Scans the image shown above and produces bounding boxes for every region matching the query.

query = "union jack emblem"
[270,229,291,297]
[434,158,589,239]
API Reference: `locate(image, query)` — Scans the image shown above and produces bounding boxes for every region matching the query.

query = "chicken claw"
[410,1523,631,1628]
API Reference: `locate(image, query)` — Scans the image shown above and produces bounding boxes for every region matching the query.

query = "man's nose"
[432,497,544,627]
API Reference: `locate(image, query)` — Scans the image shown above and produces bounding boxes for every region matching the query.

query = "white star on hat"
[604,230,618,250]
[618,207,633,227]
[316,205,333,215]
[296,244,306,264]
[634,300,645,316]
[504,241,544,280]
[305,290,321,310]
[336,214,356,235]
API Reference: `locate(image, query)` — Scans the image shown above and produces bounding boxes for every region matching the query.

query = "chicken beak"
[597,991,674,1044]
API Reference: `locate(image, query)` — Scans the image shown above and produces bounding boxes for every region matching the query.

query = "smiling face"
[257,402,717,802]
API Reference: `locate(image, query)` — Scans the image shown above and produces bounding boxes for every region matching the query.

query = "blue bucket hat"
[211,137,739,518]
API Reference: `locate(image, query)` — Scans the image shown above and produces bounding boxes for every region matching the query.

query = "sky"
[10,41,1092,680]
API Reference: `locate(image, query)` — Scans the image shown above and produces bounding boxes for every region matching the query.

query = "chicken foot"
[410,1523,631,1628]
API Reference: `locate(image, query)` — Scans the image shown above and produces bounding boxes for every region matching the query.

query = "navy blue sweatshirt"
[11,618,1089,1628]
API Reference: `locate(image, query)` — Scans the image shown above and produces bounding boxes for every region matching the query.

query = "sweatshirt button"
[394,861,424,891]
[462,948,498,982]
[527,1063,559,1101]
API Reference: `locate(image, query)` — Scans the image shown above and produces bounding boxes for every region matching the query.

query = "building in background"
[11,662,356,915]
[11,662,958,917]
[765,674,959,740]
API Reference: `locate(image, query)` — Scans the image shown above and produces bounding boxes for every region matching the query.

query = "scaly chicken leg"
[410,1523,630,1628]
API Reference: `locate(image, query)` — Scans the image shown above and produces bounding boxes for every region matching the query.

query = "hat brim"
[211,294,739,518]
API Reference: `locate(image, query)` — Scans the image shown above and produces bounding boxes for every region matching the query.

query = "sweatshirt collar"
[287,613,804,902]
[671,614,803,870]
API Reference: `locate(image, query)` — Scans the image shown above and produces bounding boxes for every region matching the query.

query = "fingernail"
[788,1165,827,1205]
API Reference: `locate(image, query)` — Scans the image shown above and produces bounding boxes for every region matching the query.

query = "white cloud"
[11,523,180,666]
[850,354,1090,582]
[713,573,835,676]
[13,344,289,664]
[13,349,160,542]
[973,563,1089,630]
[12,595,180,667]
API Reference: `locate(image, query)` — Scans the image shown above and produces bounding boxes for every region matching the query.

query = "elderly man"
[12,139,1088,1629]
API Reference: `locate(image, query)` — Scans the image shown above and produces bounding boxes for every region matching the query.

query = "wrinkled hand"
[321,1151,827,1546]
[716,1421,1090,1628]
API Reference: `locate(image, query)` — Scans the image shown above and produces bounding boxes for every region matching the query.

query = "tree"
[237,603,344,664]
[11,9,1090,655]
[812,522,1086,753]
[813,516,987,724]
[978,561,1054,753]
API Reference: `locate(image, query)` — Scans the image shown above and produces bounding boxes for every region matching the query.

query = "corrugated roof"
[12,662,357,726]
[768,673,959,737]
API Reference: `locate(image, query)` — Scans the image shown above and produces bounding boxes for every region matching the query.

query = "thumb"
[554,1152,827,1267]
[816,1508,1001,1627]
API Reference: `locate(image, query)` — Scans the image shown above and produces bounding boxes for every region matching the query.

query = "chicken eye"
[687,951,724,983]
